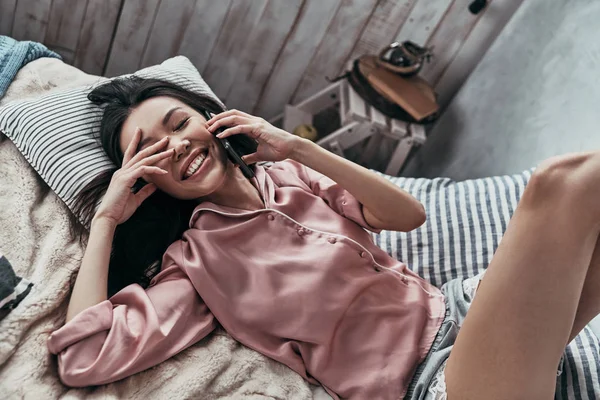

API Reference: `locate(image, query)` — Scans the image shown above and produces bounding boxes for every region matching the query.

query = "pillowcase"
[374,170,600,400]
[0,56,224,226]
[374,170,531,287]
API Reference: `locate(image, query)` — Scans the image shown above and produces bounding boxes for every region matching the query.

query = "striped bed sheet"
[372,170,600,400]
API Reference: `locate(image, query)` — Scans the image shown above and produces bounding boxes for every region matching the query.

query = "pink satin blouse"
[47,159,446,399]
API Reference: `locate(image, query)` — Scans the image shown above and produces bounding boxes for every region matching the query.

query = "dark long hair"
[69,77,257,297]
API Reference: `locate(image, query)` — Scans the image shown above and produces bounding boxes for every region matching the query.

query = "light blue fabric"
[0,35,60,98]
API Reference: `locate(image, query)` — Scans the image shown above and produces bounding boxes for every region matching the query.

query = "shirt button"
[328,237,337,244]
[267,214,274,221]
[297,228,304,236]
[360,251,367,258]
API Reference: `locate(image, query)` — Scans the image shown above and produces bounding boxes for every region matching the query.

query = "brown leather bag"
[330,48,440,123]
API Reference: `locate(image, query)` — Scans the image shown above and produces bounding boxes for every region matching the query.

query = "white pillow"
[0,56,223,225]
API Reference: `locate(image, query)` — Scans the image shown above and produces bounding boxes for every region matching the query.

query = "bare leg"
[569,235,600,343]
[445,152,600,400]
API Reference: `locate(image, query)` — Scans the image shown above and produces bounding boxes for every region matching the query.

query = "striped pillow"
[0,56,223,227]
[373,170,600,400]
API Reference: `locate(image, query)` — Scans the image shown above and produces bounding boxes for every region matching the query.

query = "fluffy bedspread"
[0,59,316,399]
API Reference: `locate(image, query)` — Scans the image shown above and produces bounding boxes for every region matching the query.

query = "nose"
[172,138,191,161]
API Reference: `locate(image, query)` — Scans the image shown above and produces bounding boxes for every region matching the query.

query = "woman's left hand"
[206,109,303,164]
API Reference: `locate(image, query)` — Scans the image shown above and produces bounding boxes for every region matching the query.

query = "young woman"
[48,77,600,400]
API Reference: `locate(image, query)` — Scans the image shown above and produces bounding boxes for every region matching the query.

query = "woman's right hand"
[94,127,174,226]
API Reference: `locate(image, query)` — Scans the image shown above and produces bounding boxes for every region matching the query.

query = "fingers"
[208,115,253,134]
[121,165,168,187]
[206,109,253,126]
[215,124,259,140]
[241,153,261,165]
[122,127,142,166]
[126,136,172,167]
[132,165,168,178]
[135,182,157,203]
[131,147,174,170]
[111,164,166,199]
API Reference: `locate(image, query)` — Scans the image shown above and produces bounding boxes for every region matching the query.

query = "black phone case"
[201,110,255,179]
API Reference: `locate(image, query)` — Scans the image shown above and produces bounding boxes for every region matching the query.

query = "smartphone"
[201,110,255,179]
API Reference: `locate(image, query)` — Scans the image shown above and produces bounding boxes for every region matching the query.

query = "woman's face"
[119,96,229,200]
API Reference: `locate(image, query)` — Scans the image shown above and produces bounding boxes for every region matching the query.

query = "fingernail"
[216,133,223,138]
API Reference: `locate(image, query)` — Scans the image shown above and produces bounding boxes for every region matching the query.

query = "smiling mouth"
[183,149,209,179]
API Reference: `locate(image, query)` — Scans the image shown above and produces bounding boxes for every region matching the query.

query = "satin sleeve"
[47,243,216,387]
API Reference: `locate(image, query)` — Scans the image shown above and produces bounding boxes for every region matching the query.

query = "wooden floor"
[0,0,521,121]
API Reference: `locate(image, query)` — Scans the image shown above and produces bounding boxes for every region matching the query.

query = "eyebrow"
[162,106,181,126]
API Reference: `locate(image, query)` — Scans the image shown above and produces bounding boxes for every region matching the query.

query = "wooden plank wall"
[0,0,522,121]
[0,0,122,75]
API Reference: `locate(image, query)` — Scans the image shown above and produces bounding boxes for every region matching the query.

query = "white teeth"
[185,153,206,178]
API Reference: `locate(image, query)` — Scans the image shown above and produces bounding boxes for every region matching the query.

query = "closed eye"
[175,117,190,131]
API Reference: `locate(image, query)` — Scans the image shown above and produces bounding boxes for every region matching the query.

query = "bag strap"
[377,41,434,76]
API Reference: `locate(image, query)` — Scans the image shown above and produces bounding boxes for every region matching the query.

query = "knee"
[525,151,600,209]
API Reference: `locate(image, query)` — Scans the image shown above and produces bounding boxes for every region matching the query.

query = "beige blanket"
[0,59,321,399]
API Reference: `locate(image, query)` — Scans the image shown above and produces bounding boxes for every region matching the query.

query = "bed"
[0,56,599,400]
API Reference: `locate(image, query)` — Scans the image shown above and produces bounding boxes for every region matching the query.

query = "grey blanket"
[0,36,56,318]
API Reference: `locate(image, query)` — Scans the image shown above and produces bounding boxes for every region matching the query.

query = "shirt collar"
[189,163,271,227]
